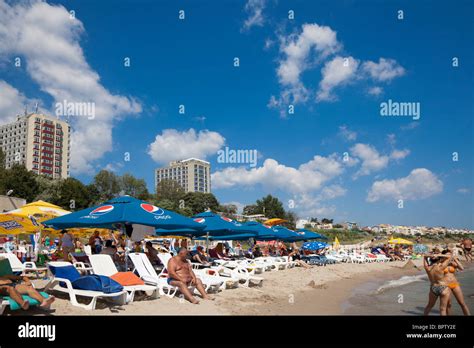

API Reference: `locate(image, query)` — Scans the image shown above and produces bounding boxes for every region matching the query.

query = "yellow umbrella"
[0,200,70,235]
[263,218,288,226]
[334,236,341,249]
[388,238,413,245]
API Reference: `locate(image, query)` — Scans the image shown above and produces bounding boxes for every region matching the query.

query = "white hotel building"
[0,113,71,179]
[155,158,211,193]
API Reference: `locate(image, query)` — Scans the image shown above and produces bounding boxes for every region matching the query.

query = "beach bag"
[110,272,144,286]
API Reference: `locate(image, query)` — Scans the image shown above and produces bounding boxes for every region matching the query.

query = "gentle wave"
[375,274,428,294]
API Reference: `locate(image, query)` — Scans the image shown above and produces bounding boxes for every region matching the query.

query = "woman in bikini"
[423,255,452,315]
[425,253,455,315]
[441,250,471,315]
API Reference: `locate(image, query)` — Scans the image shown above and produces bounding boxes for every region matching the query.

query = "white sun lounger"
[189,262,239,291]
[88,254,158,303]
[214,259,265,274]
[128,252,178,298]
[0,252,47,277]
[210,265,263,288]
[44,261,127,310]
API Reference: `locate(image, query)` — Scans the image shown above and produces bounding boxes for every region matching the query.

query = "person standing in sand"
[440,250,471,316]
[423,253,455,316]
[460,238,472,263]
[167,248,213,304]
[423,255,452,315]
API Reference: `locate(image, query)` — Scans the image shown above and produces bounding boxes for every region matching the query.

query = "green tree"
[0,148,5,170]
[0,164,39,202]
[119,173,149,200]
[182,192,220,215]
[284,210,297,229]
[53,178,95,210]
[219,203,238,219]
[155,179,185,203]
[34,175,61,202]
[243,204,259,216]
[255,194,286,218]
[92,170,120,201]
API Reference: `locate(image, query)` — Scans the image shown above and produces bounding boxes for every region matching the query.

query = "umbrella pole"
[205,232,209,251]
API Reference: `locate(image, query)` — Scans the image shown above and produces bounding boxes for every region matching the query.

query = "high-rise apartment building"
[155,158,211,193]
[0,113,71,179]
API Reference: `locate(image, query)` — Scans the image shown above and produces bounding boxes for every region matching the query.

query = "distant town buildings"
[0,112,71,179]
[295,218,473,235]
[155,158,211,193]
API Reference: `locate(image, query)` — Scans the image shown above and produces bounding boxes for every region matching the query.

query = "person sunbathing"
[191,246,211,266]
[288,247,310,268]
[144,241,162,267]
[0,275,55,310]
[167,248,213,304]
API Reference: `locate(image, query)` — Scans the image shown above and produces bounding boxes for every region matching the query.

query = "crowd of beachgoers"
[0,231,472,315]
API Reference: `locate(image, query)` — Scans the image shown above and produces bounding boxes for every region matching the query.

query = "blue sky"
[0,0,472,228]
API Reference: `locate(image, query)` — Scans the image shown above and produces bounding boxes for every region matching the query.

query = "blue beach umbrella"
[196,221,276,241]
[292,229,328,241]
[155,211,256,238]
[43,196,205,232]
[269,225,302,241]
[301,241,329,251]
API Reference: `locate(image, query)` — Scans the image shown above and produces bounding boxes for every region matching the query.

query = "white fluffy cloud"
[242,0,266,31]
[212,154,344,193]
[0,0,142,173]
[148,129,225,164]
[350,143,390,177]
[269,23,341,115]
[362,58,406,82]
[268,23,405,116]
[338,125,357,141]
[317,56,359,101]
[367,168,443,202]
[0,81,40,123]
[350,143,410,178]
[390,149,410,160]
[367,86,383,96]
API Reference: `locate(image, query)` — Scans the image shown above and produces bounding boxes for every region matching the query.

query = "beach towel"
[71,275,123,293]
[110,272,144,286]
[49,265,123,293]
[4,292,49,311]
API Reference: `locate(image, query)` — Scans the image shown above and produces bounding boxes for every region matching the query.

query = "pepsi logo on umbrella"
[194,218,205,224]
[140,203,164,215]
[140,203,171,220]
[89,205,114,216]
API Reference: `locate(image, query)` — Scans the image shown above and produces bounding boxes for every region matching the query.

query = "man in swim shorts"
[0,274,55,310]
[167,248,212,304]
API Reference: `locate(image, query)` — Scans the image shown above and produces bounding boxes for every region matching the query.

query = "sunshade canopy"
[290,228,328,241]
[0,200,70,235]
[155,211,256,238]
[43,196,205,232]
[302,241,329,251]
[263,218,287,226]
[388,238,414,245]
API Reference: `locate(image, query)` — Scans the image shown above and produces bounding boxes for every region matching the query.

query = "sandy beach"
[13,260,423,316]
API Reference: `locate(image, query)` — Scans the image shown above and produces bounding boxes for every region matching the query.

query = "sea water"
[343,265,474,315]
